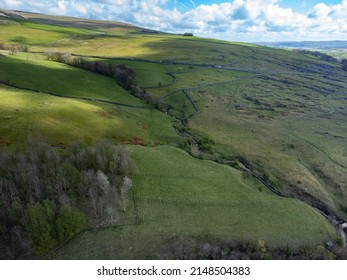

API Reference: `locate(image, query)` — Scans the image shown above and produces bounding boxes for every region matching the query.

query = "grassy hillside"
[0,83,180,149]
[52,145,335,259]
[187,72,347,214]
[1,10,346,259]
[0,19,88,45]
[0,52,146,104]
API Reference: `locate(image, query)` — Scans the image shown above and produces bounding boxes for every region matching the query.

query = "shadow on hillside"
[119,36,346,75]
[9,36,28,44]
[135,36,250,65]
[23,16,137,30]
[0,53,146,106]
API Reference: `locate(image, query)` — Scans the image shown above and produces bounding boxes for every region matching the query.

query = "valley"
[0,9,346,259]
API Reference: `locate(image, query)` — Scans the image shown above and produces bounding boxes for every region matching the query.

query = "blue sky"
[169,0,341,12]
[1,0,347,42]
[279,0,341,12]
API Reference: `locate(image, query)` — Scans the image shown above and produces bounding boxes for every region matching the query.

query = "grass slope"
[0,20,87,46]
[52,145,335,259]
[187,71,347,216]
[0,84,180,148]
[0,52,145,105]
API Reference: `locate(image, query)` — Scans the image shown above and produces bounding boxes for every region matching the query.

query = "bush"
[27,200,57,255]
[112,64,135,90]
[27,201,86,255]
[55,205,86,242]
[44,50,71,63]
[0,43,28,53]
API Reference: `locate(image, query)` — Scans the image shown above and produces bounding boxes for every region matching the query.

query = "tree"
[117,146,134,177]
[0,140,135,258]
[112,64,135,90]
[120,176,132,211]
[342,59,347,71]
[59,52,71,64]
[55,205,86,242]
[80,170,98,217]
[27,200,57,255]
[72,56,88,68]
[9,45,18,55]
[44,49,56,60]
[8,197,24,224]
[96,170,110,216]
[81,170,111,218]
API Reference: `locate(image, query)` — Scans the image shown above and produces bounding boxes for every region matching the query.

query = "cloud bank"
[1,0,347,41]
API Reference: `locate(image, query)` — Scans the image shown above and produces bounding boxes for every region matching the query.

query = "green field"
[0,84,180,149]
[0,52,146,104]
[0,20,89,46]
[52,145,335,259]
[1,10,346,259]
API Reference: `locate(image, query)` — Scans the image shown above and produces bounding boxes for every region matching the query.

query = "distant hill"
[256,40,347,50]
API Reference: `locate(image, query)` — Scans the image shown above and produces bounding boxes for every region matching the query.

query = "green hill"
[52,145,335,259]
[1,9,346,259]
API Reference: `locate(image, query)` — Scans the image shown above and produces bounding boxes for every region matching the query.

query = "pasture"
[52,145,335,259]
[0,83,180,149]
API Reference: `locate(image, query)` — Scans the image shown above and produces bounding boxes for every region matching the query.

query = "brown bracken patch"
[125,136,146,146]
[95,109,118,119]
[0,137,13,146]
[51,143,69,148]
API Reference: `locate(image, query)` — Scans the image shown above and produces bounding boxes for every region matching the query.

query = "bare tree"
[81,170,98,217]
[9,45,19,55]
[89,187,98,218]
[120,176,133,212]
[117,146,134,177]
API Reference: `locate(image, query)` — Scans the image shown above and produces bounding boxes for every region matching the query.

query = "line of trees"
[44,50,171,111]
[295,49,347,72]
[295,49,338,63]
[0,43,28,54]
[160,236,347,260]
[0,140,134,259]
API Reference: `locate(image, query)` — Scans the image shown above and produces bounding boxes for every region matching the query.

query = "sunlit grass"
[0,24,70,45]
[0,53,143,104]
[0,85,181,148]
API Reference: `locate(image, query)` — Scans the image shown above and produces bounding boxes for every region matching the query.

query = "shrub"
[55,205,86,242]
[27,200,57,255]
[0,43,28,53]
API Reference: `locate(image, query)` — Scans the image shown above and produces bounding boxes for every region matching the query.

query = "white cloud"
[0,0,346,41]
[310,3,331,18]
[2,0,21,8]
